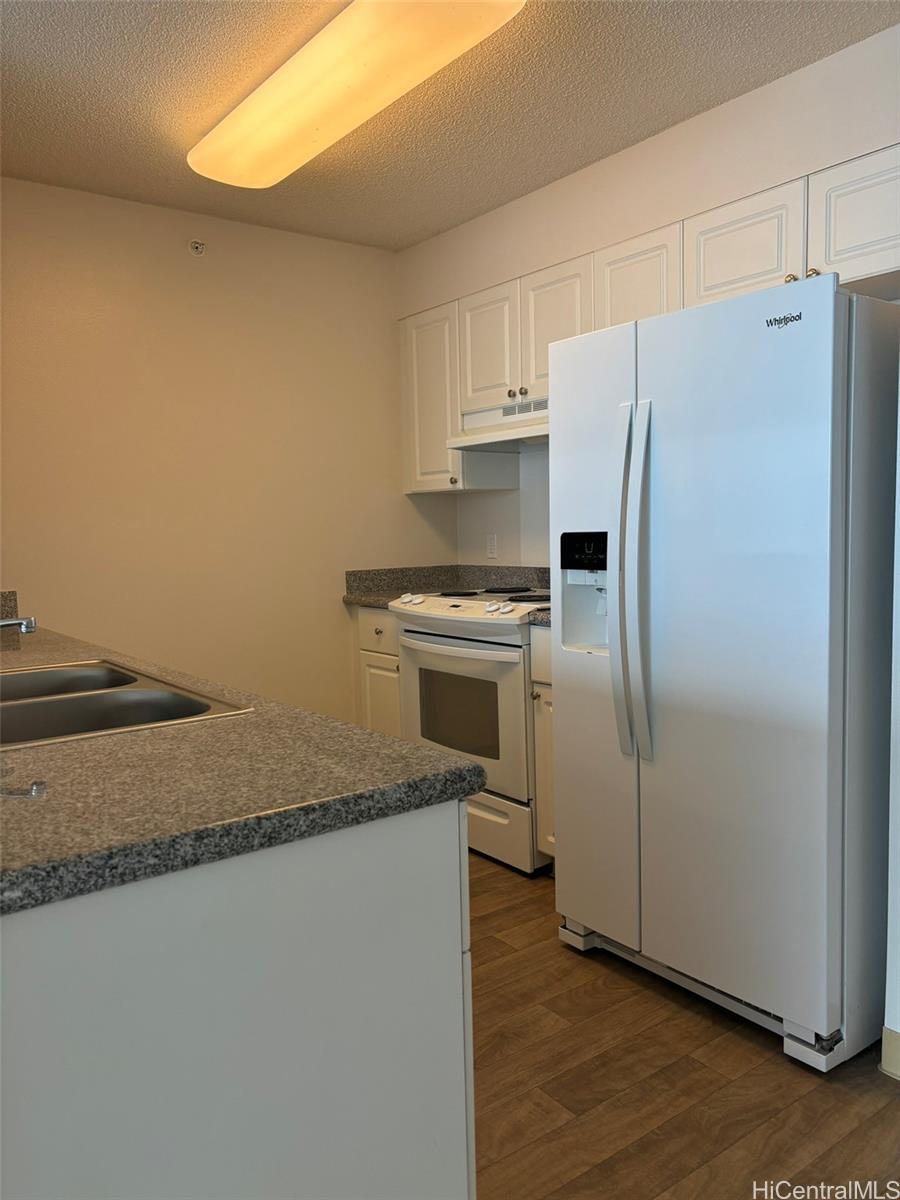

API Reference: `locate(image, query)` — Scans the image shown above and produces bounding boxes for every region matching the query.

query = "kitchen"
[2,4,900,1198]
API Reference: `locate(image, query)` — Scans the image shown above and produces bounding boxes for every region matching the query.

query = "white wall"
[397,25,900,316]
[0,180,457,721]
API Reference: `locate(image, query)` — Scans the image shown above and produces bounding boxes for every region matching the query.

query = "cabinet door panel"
[683,179,806,307]
[521,257,593,401]
[459,280,520,413]
[808,144,900,282]
[403,303,461,493]
[594,224,682,329]
[360,651,401,738]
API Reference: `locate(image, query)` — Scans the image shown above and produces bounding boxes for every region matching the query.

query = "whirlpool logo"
[765,311,802,329]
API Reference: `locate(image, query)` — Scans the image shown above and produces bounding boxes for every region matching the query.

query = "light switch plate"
[486,533,498,559]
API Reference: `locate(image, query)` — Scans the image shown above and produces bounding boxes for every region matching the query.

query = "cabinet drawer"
[358,608,399,655]
[467,792,536,873]
[531,626,552,684]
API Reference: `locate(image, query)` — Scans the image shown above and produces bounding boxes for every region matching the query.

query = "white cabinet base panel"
[2,802,473,1200]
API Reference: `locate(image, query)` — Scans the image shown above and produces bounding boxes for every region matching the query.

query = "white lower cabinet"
[808,144,900,283]
[593,224,682,328]
[530,626,555,857]
[359,649,401,737]
[683,179,807,307]
[356,608,401,737]
[1,801,475,1200]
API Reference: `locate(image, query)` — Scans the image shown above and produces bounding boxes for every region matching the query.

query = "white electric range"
[388,588,551,872]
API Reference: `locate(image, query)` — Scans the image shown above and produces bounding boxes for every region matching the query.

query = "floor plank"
[475,1002,572,1068]
[655,1048,898,1200]
[497,909,564,950]
[541,1000,737,1116]
[543,1055,821,1199]
[789,1096,900,1186]
[689,1020,781,1079]
[477,1056,726,1200]
[476,1087,575,1170]
[470,934,519,968]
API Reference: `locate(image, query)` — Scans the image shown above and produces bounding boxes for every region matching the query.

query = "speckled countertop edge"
[1,763,481,915]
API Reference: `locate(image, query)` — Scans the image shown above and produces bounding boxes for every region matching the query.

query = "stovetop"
[389,588,550,628]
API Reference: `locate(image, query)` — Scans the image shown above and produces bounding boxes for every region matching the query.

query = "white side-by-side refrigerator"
[549,274,900,1071]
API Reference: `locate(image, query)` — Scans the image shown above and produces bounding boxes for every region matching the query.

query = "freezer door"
[550,324,641,950]
[634,275,844,1035]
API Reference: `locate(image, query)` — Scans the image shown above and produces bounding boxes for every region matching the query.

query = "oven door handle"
[399,635,521,664]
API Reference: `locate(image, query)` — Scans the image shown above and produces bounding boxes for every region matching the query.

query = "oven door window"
[419,668,500,759]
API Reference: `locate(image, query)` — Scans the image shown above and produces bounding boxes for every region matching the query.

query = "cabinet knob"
[784,273,799,283]
[374,627,384,636]
[395,663,400,673]
[519,386,528,396]
[806,268,820,278]
[531,690,541,700]
[449,476,458,485]
[507,389,517,399]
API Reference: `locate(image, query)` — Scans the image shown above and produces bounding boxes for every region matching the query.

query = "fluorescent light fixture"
[188,0,527,189]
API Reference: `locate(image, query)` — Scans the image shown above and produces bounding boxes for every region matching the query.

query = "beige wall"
[0,180,457,720]
[397,25,900,316]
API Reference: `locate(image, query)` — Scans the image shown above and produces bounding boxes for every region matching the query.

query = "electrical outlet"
[486,533,498,559]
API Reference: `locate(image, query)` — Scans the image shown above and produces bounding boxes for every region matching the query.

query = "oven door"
[399,630,530,802]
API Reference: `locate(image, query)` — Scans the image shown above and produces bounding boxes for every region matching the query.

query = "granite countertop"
[0,627,485,915]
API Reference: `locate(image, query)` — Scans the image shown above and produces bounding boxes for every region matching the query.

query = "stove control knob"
[400,593,413,603]
[499,603,515,614]
[485,602,501,613]
[410,595,425,605]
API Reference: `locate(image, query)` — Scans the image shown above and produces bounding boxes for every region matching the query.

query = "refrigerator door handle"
[625,398,653,761]
[609,402,634,756]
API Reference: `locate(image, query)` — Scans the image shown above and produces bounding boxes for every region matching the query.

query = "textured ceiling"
[2,1,899,250]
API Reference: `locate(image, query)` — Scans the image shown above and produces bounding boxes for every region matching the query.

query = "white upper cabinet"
[683,179,807,308]
[593,224,682,329]
[808,144,900,283]
[402,301,519,493]
[402,302,460,492]
[459,280,521,414]
[520,257,593,401]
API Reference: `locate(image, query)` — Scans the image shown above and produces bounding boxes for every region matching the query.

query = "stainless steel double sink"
[0,661,252,749]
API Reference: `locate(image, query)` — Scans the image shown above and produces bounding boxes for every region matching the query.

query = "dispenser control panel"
[560,532,607,572]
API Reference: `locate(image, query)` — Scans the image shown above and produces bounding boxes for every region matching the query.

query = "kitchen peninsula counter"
[1,625,484,914]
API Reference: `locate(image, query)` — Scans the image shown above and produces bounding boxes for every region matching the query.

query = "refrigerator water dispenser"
[560,532,608,648]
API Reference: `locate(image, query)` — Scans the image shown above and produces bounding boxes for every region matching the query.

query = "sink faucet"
[0,616,37,633]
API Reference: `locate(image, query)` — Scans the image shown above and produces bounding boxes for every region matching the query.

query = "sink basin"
[1,690,214,747]
[0,663,137,702]
[0,660,252,748]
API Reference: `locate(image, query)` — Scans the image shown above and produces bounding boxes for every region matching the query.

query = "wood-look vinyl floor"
[468,852,900,1200]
